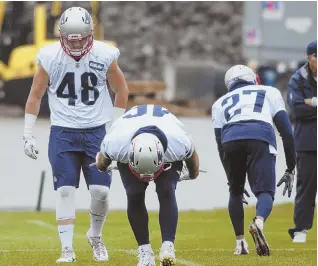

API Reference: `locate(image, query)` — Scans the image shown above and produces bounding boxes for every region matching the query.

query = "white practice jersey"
[212,85,286,129]
[37,40,120,128]
[101,105,195,163]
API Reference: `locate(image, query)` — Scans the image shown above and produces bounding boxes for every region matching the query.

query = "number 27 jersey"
[212,85,286,150]
[37,41,120,129]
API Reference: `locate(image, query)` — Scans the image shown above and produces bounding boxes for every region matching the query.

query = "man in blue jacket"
[287,40,317,243]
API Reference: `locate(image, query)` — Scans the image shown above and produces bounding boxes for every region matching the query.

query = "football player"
[94,104,200,266]
[23,7,129,263]
[212,65,296,256]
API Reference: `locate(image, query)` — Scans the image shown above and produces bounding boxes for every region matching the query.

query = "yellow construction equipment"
[0,2,116,112]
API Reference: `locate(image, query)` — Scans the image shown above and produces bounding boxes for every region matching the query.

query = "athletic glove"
[178,162,191,182]
[277,169,295,198]
[23,136,39,159]
[242,189,250,205]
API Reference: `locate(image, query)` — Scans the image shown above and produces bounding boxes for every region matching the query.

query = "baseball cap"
[307,40,317,56]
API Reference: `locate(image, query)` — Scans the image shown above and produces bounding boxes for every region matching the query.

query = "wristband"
[24,113,37,137]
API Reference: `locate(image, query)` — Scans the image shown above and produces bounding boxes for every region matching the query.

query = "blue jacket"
[287,64,317,152]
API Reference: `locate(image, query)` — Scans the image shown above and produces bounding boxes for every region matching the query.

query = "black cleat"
[288,227,297,240]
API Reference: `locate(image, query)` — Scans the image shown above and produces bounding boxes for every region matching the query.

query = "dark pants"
[117,161,182,246]
[293,151,317,230]
[223,139,276,198]
[223,139,276,236]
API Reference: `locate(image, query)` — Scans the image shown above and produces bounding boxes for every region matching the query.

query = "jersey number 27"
[221,90,266,121]
[57,72,99,106]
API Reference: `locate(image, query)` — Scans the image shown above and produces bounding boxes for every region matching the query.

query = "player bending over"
[212,65,296,256]
[23,7,129,263]
[94,104,200,266]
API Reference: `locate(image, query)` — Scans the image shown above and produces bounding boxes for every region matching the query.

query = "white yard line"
[26,220,85,239]
[26,220,56,230]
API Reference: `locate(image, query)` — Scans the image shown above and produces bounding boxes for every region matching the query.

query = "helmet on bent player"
[59,7,94,60]
[224,65,259,90]
[128,133,165,182]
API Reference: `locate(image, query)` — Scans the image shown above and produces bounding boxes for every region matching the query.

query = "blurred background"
[0,1,316,212]
[0,1,316,118]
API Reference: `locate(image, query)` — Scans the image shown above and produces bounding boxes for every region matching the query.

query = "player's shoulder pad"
[212,95,225,110]
[211,96,225,127]
[37,42,61,59]
[261,85,282,98]
[37,42,61,73]
[91,40,120,66]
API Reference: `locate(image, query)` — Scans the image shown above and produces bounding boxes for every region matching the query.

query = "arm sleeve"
[214,128,228,179]
[288,76,317,119]
[273,110,296,170]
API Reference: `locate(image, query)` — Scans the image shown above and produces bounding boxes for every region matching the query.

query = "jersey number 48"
[57,72,99,106]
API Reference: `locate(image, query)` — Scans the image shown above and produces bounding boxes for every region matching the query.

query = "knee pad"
[89,185,110,201]
[89,185,110,216]
[56,186,76,221]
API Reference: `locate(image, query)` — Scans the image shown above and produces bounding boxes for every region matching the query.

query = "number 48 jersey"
[37,40,120,128]
[212,85,286,151]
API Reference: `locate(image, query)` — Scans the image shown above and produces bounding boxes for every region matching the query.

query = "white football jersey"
[37,40,120,128]
[212,85,286,129]
[101,105,195,163]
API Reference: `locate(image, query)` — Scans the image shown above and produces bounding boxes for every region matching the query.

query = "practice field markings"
[25,220,202,266]
[26,220,56,230]
[27,220,85,239]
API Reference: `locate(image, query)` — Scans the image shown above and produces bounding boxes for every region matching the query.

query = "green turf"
[0,203,316,265]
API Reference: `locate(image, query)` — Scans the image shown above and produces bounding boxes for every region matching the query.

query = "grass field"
[0,203,316,266]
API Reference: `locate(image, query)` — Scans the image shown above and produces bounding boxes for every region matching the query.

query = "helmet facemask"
[58,7,94,60]
[128,161,165,182]
[60,33,93,60]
